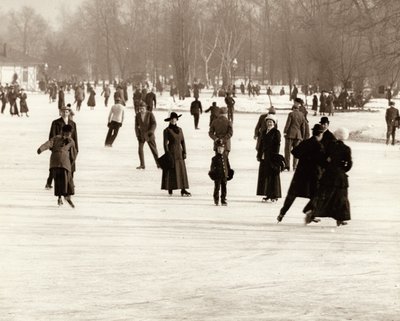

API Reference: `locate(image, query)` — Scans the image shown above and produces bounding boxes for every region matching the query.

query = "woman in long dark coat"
[18,88,29,117]
[310,128,352,226]
[161,112,191,196]
[256,114,282,202]
[312,95,318,116]
[87,87,96,110]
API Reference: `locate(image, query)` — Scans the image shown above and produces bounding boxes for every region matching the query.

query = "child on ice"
[208,140,233,206]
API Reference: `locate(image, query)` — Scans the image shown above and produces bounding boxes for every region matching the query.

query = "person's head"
[319,116,330,131]
[219,107,228,116]
[60,106,71,118]
[334,127,349,141]
[389,101,395,107]
[212,102,217,107]
[311,124,324,141]
[164,112,182,125]
[139,102,147,114]
[216,140,225,154]
[264,114,276,129]
[62,124,72,138]
[294,97,303,107]
[268,106,276,114]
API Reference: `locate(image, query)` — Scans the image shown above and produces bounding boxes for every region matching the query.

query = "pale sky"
[1,0,83,28]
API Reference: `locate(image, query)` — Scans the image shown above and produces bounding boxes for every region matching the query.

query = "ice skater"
[37,124,77,208]
[105,97,125,147]
[277,124,325,223]
[134,102,159,169]
[307,128,353,226]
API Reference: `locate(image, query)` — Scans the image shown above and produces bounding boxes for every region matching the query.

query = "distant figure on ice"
[208,140,233,206]
[190,97,203,130]
[101,84,111,107]
[290,84,298,101]
[18,88,29,117]
[58,85,65,110]
[75,85,85,111]
[204,102,219,127]
[309,128,353,227]
[145,88,157,112]
[0,86,7,114]
[8,85,19,116]
[135,102,159,169]
[37,124,77,208]
[280,87,285,96]
[105,98,125,147]
[161,112,191,197]
[46,105,79,189]
[312,94,318,116]
[225,92,235,123]
[209,107,233,156]
[256,114,283,203]
[385,101,400,145]
[87,87,96,110]
[277,124,325,223]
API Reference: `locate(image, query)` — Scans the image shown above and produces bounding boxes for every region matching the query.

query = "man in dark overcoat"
[320,116,336,150]
[209,107,233,156]
[145,88,157,112]
[385,101,399,145]
[190,97,203,130]
[225,92,235,123]
[133,87,142,113]
[277,124,325,223]
[58,86,65,110]
[135,102,159,169]
[283,104,306,170]
[204,102,219,127]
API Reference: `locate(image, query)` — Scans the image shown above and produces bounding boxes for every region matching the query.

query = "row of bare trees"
[1,0,400,94]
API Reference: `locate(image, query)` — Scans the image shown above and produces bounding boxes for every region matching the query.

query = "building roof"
[0,44,42,66]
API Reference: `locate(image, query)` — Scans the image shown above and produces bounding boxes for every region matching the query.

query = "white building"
[0,44,42,91]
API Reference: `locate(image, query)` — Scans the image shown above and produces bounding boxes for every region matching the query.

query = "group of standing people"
[0,84,29,117]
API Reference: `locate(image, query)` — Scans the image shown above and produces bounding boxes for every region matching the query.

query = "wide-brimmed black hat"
[164,112,182,121]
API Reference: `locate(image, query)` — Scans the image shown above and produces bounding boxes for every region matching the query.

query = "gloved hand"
[182,153,186,160]
[37,148,41,155]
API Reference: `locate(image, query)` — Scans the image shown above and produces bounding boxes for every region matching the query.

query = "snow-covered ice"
[0,89,399,321]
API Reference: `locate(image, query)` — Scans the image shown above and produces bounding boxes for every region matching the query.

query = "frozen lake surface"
[0,90,399,320]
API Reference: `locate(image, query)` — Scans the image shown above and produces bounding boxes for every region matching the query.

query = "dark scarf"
[168,123,180,134]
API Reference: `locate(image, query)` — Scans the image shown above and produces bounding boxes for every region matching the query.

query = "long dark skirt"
[256,160,281,199]
[161,159,189,190]
[312,185,350,221]
[51,168,74,197]
[20,101,29,113]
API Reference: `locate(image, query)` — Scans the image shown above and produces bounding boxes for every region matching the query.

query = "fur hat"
[219,107,228,114]
[334,127,349,140]
[164,112,182,121]
[389,101,395,106]
[265,114,277,123]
